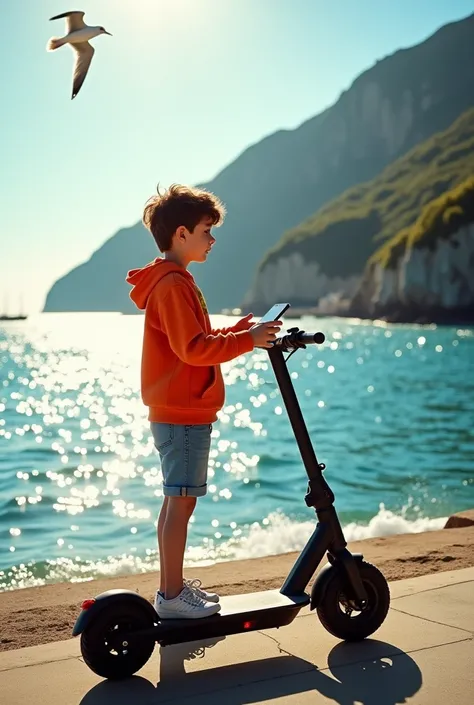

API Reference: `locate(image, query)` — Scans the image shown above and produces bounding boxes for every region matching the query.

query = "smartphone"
[259,303,290,323]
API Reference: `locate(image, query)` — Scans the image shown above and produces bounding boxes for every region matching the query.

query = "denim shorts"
[150,423,212,498]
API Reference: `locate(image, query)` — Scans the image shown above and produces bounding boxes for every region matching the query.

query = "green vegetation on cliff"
[260,108,474,278]
[371,176,474,268]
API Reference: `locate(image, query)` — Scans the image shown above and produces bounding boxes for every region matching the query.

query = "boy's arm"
[157,285,254,366]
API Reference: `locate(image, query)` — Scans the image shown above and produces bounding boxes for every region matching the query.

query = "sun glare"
[121,0,197,25]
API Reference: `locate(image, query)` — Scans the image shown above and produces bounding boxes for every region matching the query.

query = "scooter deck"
[155,589,310,646]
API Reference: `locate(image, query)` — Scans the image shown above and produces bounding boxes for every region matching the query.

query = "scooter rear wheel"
[317,560,390,641]
[80,602,156,679]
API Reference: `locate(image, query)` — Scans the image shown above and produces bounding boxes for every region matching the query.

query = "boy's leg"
[152,423,219,616]
[162,496,196,599]
[157,496,169,594]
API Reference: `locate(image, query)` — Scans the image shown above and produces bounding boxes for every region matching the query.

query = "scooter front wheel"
[317,561,390,641]
[80,602,156,679]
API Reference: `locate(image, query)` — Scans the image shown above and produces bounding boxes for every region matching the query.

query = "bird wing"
[49,11,86,33]
[70,41,95,99]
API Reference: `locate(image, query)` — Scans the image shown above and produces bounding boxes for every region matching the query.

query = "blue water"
[1,313,473,591]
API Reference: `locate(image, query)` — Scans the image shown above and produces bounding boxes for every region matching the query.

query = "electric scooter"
[72,320,390,680]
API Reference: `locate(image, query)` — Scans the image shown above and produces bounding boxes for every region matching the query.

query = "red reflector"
[243,621,254,630]
[81,599,96,610]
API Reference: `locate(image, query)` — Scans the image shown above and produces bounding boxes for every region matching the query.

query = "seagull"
[47,11,112,99]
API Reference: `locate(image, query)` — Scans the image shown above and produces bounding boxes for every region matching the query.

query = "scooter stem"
[268,345,334,509]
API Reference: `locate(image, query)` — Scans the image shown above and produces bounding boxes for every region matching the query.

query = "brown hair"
[142,184,226,252]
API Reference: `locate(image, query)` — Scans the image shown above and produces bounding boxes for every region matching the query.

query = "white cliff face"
[359,223,474,315]
[242,83,432,312]
[243,252,360,308]
[320,82,419,168]
[350,82,416,159]
[246,224,474,317]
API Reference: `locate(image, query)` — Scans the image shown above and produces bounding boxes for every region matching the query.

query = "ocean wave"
[0,504,446,591]
[196,504,447,562]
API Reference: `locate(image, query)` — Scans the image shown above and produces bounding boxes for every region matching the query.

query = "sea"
[1,313,473,591]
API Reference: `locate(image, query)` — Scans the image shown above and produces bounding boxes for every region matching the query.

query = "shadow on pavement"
[80,636,422,704]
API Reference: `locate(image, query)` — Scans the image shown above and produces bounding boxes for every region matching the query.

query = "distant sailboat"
[0,294,27,321]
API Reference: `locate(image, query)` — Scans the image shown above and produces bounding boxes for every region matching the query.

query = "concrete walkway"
[1,567,473,704]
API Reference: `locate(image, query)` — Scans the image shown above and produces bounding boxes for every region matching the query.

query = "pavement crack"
[393,578,474,601]
[390,606,474,636]
[0,655,76,673]
[256,630,294,658]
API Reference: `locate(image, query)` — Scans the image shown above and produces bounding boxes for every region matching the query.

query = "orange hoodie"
[126,258,254,424]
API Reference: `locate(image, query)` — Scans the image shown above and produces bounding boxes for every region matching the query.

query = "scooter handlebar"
[274,328,325,351]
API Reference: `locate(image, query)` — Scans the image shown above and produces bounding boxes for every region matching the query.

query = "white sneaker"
[154,590,164,614]
[155,586,221,619]
[184,578,220,603]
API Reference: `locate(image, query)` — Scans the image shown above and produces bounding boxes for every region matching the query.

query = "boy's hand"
[233,312,255,331]
[249,320,283,348]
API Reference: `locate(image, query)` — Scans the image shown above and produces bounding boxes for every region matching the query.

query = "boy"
[126,184,282,619]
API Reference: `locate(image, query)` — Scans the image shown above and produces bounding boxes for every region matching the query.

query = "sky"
[1,0,474,313]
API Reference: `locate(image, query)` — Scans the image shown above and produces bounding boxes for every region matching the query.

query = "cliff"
[349,177,474,323]
[44,13,474,313]
[243,107,474,313]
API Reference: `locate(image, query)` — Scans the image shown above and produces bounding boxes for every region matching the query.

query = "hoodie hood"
[126,258,193,310]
